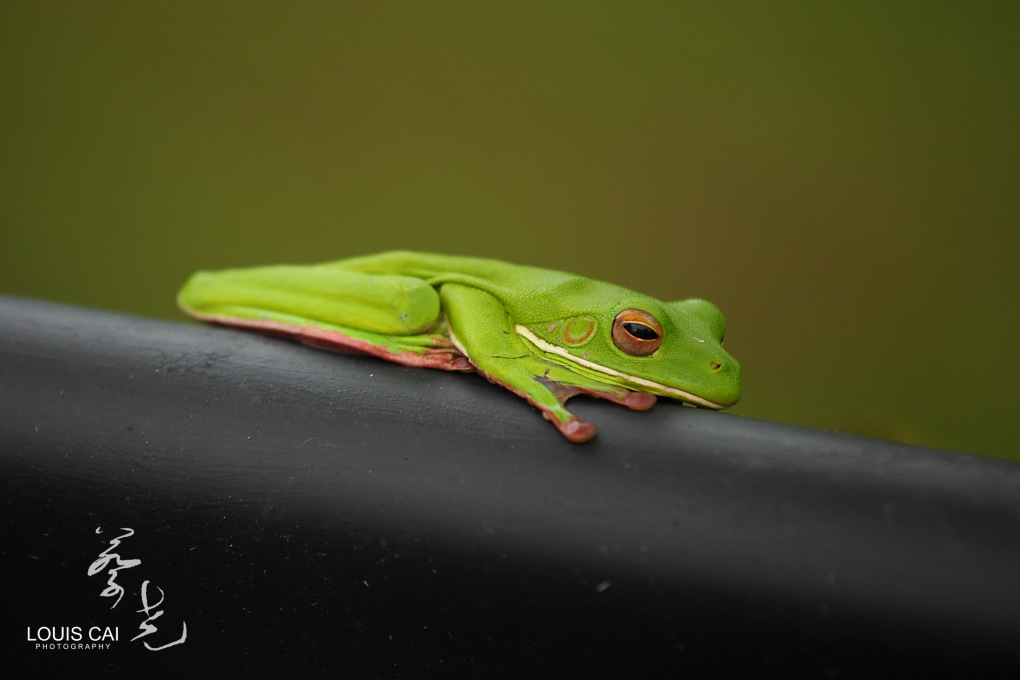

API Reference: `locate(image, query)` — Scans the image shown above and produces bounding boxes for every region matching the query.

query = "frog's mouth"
[514,325,726,410]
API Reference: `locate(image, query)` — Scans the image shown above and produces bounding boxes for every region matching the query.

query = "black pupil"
[622,322,658,340]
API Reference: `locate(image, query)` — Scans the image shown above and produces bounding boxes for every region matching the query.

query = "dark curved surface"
[2,294,1019,677]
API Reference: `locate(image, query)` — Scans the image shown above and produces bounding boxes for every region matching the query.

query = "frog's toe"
[556,418,597,443]
[621,392,656,411]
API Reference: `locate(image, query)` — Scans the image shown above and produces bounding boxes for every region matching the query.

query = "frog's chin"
[514,325,727,410]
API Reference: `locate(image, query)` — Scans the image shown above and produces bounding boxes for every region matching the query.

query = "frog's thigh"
[192,264,441,335]
[440,283,591,438]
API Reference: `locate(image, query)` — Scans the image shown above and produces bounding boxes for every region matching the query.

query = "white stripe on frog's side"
[514,325,724,409]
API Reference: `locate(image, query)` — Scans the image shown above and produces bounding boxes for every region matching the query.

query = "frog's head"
[518,296,741,409]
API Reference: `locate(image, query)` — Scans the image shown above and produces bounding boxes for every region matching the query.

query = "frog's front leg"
[440,283,653,443]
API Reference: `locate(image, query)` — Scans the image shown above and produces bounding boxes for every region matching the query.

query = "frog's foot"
[529,398,598,443]
[533,374,657,442]
[469,369,596,442]
[470,353,657,443]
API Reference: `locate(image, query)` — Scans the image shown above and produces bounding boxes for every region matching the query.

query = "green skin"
[177,251,741,443]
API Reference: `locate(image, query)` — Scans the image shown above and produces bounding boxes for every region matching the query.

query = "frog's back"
[332,251,649,323]
[333,250,560,285]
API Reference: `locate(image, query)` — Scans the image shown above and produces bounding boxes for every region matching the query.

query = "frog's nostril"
[710,361,722,371]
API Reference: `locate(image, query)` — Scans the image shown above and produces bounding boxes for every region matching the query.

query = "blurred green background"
[2,3,1017,460]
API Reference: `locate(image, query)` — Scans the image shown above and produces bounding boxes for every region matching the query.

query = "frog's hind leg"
[179,263,474,371]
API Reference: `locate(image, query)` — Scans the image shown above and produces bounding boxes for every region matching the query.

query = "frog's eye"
[612,309,663,356]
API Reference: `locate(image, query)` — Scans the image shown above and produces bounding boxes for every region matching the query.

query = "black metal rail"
[2,295,1018,677]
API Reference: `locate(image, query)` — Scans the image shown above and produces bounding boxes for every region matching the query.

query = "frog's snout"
[705,355,741,408]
